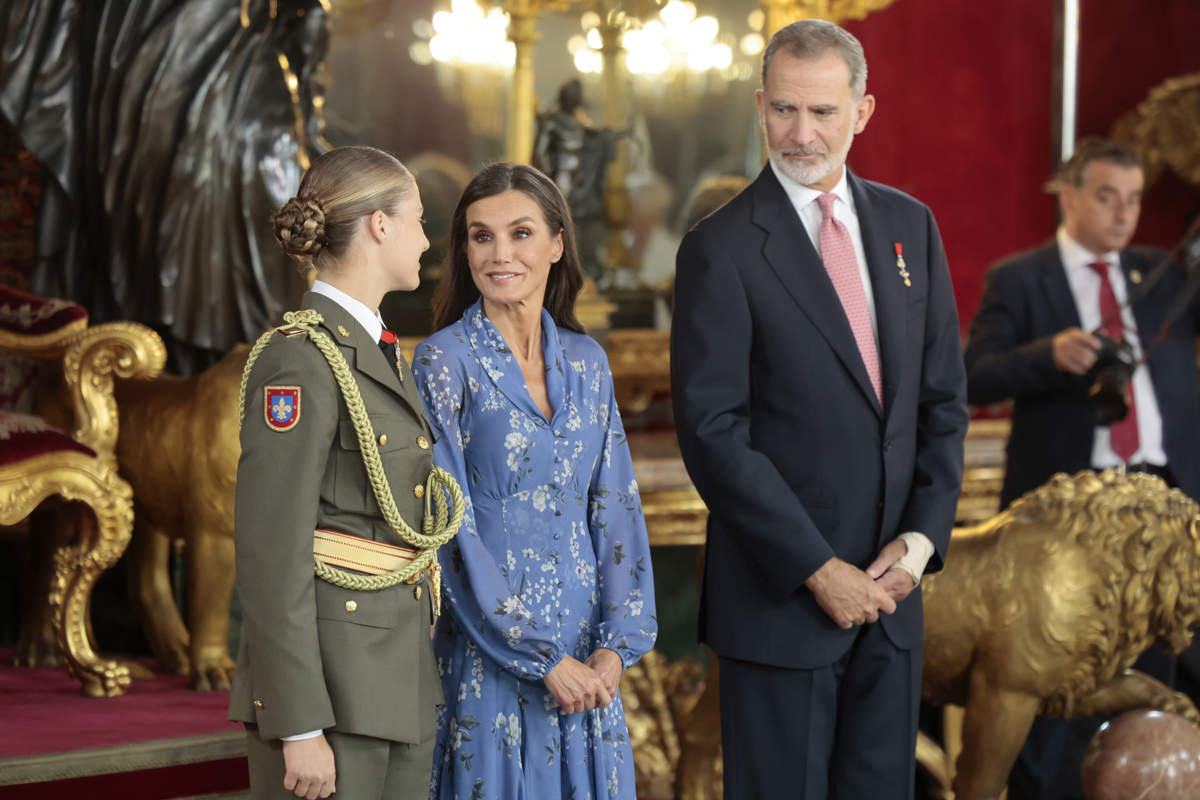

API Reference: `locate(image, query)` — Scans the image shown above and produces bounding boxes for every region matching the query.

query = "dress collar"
[463,298,566,424]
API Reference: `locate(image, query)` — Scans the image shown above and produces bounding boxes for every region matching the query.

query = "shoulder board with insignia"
[275,326,309,338]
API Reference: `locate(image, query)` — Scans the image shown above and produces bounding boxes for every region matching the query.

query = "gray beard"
[768,149,839,187]
[765,129,855,189]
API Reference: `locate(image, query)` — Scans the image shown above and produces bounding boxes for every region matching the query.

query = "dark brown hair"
[273,145,415,272]
[431,162,585,333]
[1048,137,1142,192]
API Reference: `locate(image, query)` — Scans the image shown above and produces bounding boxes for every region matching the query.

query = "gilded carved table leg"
[46,465,135,697]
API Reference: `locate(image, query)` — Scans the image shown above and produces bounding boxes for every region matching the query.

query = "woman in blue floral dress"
[412,163,657,800]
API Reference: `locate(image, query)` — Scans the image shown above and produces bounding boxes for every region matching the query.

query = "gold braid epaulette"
[238,309,463,611]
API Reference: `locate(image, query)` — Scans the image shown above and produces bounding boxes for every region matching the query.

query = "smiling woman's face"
[465,189,564,311]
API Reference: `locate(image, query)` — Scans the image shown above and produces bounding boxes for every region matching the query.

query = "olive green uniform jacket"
[228,291,442,745]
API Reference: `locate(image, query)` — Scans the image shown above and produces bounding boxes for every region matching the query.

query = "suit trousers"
[245,725,434,800]
[719,621,920,800]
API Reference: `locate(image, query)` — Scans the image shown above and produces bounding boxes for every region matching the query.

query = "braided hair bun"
[273,196,327,258]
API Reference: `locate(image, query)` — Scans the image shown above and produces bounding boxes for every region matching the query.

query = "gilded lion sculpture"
[922,469,1200,800]
[112,344,249,690]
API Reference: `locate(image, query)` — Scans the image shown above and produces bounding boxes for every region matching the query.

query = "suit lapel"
[752,167,882,417]
[1120,250,1162,353]
[849,172,905,421]
[302,292,427,423]
[1037,244,1082,332]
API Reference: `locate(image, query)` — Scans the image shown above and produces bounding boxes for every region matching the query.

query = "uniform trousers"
[245,724,434,800]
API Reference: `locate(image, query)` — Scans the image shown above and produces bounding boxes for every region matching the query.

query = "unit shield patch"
[265,386,301,431]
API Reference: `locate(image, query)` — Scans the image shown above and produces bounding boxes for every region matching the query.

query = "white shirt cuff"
[893,532,935,586]
[281,729,323,742]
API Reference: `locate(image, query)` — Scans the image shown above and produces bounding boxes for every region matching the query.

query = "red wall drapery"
[840,0,1200,329]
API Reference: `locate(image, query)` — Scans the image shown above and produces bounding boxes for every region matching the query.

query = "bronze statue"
[0,0,330,373]
[921,469,1200,800]
[533,79,626,282]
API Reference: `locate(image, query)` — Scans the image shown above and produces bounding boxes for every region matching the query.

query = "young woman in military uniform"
[227,145,462,800]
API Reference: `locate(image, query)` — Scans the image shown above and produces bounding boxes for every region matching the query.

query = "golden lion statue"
[111,344,248,690]
[922,469,1200,800]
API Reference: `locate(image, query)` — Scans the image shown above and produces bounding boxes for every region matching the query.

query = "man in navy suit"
[671,19,968,800]
[965,137,1200,510]
[964,139,1200,799]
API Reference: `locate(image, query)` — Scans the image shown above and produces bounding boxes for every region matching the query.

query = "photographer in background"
[964,137,1200,799]
[966,137,1200,508]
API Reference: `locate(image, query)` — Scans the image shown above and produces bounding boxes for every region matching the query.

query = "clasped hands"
[806,539,915,630]
[543,648,623,715]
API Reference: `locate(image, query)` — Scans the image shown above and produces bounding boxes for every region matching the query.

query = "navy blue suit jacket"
[671,165,968,669]
[964,241,1200,507]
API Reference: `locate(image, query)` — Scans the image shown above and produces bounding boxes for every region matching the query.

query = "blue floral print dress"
[412,300,658,800]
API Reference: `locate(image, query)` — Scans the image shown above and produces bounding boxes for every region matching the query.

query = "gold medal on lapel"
[893,242,911,287]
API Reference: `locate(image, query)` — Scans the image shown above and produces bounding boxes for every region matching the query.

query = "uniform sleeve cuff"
[281,729,324,742]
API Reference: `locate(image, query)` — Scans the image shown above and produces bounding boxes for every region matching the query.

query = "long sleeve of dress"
[587,362,658,670]
[414,346,565,680]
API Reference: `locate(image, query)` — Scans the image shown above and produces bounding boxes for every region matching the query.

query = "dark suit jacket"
[229,291,442,744]
[671,166,968,670]
[964,242,1200,507]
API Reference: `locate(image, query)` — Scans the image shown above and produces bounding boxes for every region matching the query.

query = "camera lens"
[1089,368,1129,425]
[1087,335,1135,426]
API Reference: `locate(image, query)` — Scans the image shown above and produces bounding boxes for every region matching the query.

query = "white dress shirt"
[770,163,934,585]
[279,279,387,743]
[310,279,387,341]
[1056,228,1167,468]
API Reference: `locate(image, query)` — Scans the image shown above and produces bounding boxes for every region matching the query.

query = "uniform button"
[414,585,423,601]
[414,484,425,498]
[417,436,430,450]
[253,699,264,709]
[345,600,357,612]
[883,438,893,452]
[378,433,388,446]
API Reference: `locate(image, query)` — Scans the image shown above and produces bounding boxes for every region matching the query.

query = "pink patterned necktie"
[1088,261,1139,460]
[816,192,882,405]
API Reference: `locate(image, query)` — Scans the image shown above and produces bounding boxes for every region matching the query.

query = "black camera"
[1087,334,1136,426]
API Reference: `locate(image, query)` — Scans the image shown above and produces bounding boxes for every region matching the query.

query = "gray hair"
[761,19,867,99]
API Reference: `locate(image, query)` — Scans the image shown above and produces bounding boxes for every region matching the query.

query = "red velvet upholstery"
[0,410,95,466]
[0,284,87,337]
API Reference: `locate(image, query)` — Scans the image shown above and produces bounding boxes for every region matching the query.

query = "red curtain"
[841,0,1200,329]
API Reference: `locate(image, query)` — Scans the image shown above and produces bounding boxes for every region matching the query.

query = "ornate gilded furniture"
[0,285,165,696]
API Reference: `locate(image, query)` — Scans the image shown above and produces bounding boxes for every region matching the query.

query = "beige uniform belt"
[313,528,424,577]
[313,528,443,616]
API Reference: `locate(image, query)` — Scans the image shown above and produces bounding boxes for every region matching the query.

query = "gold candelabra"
[758,0,897,36]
